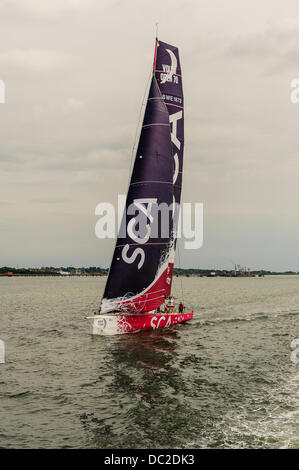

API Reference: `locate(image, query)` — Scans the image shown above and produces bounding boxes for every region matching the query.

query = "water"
[0,275,298,449]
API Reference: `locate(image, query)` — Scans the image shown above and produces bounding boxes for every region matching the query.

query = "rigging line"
[176,239,185,304]
[128,33,160,185]
[127,67,153,187]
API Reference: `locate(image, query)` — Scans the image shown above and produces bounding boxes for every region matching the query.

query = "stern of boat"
[87,314,120,336]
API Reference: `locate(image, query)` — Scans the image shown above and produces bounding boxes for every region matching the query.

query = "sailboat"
[88,38,194,335]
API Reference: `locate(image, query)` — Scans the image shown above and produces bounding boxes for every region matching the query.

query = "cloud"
[62,97,84,113]
[0,49,73,73]
[0,0,98,20]
[30,197,70,204]
[229,19,299,73]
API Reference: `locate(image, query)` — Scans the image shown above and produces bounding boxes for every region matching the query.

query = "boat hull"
[87,311,193,336]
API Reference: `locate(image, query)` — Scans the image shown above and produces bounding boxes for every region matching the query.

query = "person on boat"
[179,301,184,313]
[167,296,175,313]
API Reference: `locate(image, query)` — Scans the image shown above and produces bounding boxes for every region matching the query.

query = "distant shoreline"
[1,267,298,278]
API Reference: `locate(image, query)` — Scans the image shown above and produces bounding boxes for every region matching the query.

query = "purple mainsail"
[154,39,184,295]
[100,39,184,314]
[154,39,184,210]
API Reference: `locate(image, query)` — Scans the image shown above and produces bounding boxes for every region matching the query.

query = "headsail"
[100,39,184,314]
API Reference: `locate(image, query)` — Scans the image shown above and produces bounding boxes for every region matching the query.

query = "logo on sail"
[160,49,178,84]
[122,198,158,270]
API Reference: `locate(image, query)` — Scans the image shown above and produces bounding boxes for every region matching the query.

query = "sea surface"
[0,275,298,449]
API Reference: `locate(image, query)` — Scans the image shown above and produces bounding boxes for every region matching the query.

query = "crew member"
[167,296,175,313]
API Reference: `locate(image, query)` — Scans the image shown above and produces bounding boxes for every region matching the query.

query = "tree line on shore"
[0,266,298,277]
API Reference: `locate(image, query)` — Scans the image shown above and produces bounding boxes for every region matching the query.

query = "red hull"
[89,311,194,335]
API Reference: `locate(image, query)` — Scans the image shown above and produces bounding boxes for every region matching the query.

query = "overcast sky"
[1,0,299,270]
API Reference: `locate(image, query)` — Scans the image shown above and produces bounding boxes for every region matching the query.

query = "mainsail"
[100,39,184,314]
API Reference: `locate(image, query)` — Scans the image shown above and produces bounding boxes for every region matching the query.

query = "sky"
[1,0,299,270]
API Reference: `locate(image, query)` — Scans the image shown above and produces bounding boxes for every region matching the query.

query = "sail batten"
[100,39,184,314]
[142,123,170,127]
